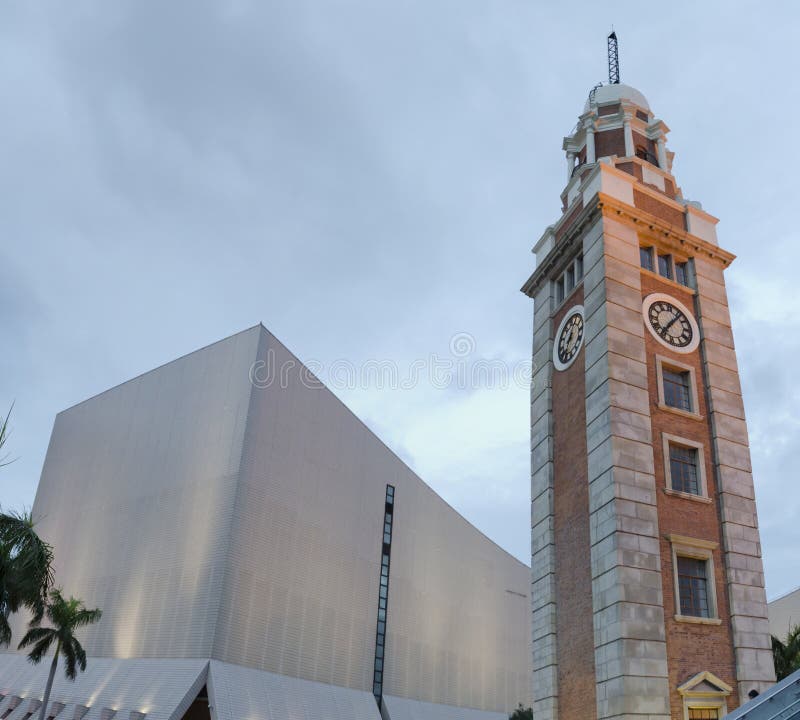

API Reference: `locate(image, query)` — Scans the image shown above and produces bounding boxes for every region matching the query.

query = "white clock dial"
[642,293,700,353]
[553,305,585,371]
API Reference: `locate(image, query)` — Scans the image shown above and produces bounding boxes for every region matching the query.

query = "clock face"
[642,293,700,353]
[553,305,585,371]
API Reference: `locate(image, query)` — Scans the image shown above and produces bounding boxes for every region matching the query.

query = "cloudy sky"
[1,1,798,600]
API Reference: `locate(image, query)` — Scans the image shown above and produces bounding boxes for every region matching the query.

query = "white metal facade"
[1,325,531,719]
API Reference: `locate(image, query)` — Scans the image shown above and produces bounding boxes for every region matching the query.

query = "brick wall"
[633,189,685,229]
[552,286,597,720]
[595,128,626,159]
[640,273,738,717]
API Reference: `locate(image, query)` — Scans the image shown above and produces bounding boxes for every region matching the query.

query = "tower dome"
[584,82,650,113]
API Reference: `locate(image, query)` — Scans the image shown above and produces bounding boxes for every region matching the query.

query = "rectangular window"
[565,265,575,292]
[670,444,700,495]
[640,246,654,272]
[556,277,565,304]
[663,368,692,411]
[688,710,719,720]
[575,255,584,280]
[675,261,689,286]
[658,253,673,279]
[677,556,710,618]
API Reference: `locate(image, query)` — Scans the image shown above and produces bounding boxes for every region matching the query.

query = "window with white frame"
[663,368,692,411]
[655,356,701,418]
[670,445,700,495]
[678,556,710,617]
[668,535,721,624]
[662,433,708,500]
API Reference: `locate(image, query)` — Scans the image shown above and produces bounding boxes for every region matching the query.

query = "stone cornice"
[521,200,601,297]
[596,193,735,267]
[666,533,719,551]
[521,189,735,298]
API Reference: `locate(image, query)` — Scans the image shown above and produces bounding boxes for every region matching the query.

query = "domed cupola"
[562,33,677,201]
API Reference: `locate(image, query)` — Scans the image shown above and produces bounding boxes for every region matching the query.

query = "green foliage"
[0,404,13,468]
[772,624,800,681]
[509,705,532,720]
[19,589,102,680]
[20,590,102,720]
[0,509,55,645]
[0,405,55,645]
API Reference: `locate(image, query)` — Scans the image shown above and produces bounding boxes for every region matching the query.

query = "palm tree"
[0,405,54,645]
[773,624,800,681]
[18,589,102,720]
[0,510,54,645]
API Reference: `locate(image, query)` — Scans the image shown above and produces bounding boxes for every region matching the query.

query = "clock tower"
[522,60,775,720]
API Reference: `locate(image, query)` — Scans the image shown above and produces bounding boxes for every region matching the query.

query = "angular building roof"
[723,668,800,720]
[1,325,531,720]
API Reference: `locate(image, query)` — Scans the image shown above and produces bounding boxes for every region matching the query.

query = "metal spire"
[607,31,620,84]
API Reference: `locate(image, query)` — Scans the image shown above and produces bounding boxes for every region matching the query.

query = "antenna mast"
[607,31,620,84]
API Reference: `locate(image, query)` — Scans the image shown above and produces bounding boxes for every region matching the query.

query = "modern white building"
[0,325,532,720]
[768,587,800,642]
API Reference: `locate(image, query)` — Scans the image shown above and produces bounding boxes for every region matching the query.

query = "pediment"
[678,671,733,697]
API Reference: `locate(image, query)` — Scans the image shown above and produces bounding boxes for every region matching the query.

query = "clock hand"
[662,313,680,335]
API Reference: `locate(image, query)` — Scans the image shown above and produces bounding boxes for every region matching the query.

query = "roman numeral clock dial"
[642,293,700,354]
[553,305,585,371]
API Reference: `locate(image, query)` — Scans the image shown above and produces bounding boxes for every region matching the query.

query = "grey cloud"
[1,1,799,592]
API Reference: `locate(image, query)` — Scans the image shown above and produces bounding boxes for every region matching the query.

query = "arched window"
[636,145,659,167]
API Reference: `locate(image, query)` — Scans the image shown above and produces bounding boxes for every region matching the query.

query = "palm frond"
[73,607,102,629]
[20,588,101,681]
[17,625,54,649]
[72,640,87,673]
[773,624,800,680]
[0,404,15,468]
[24,635,56,665]
[0,614,11,647]
[0,509,54,614]
[62,642,78,680]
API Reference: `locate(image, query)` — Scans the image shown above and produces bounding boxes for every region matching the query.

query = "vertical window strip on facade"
[640,246,654,272]
[670,444,699,495]
[677,556,710,617]
[640,246,692,288]
[553,253,584,306]
[676,261,689,286]
[658,253,673,280]
[373,484,395,705]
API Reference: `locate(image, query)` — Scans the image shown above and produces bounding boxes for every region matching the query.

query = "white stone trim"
[583,215,670,720]
[678,671,732,720]
[669,535,720,623]
[655,355,702,419]
[682,696,728,720]
[553,304,585,371]
[662,432,708,499]
[642,292,700,354]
